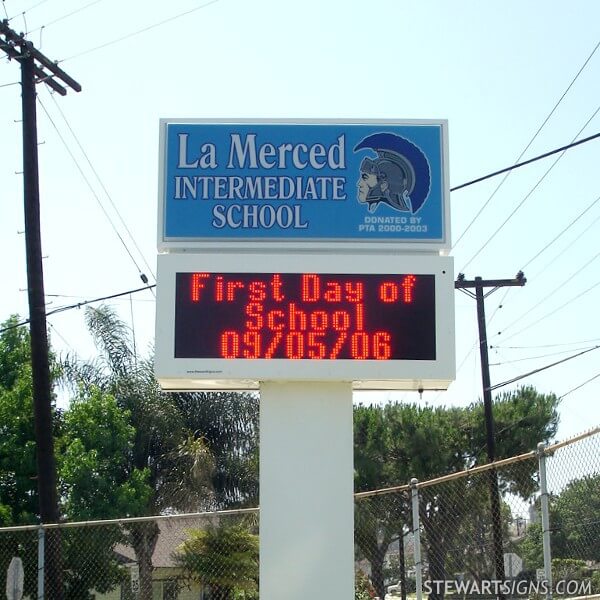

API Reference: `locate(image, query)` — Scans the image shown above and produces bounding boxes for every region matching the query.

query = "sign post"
[154,119,454,598]
[130,564,140,594]
[260,382,354,599]
[6,557,24,600]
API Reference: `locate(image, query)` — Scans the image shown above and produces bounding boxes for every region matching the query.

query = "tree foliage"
[0,318,43,598]
[0,318,32,389]
[2,307,567,600]
[57,387,156,597]
[553,474,600,562]
[171,390,259,509]
[60,305,259,599]
[353,387,559,599]
[0,308,259,600]
[60,386,152,520]
[520,474,600,569]
[175,522,259,600]
[355,570,377,600]
[0,373,38,525]
[61,306,259,513]
[0,317,59,525]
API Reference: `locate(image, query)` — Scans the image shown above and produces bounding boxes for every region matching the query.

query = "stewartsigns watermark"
[157,120,449,250]
[423,579,593,597]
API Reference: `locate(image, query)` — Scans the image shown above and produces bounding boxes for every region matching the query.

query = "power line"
[431,334,481,404]
[27,0,106,34]
[46,292,154,302]
[492,338,600,350]
[489,345,595,367]
[499,276,600,344]
[47,89,156,282]
[527,211,600,282]
[497,248,600,336]
[7,0,50,22]
[37,96,150,285]
[485,194,600,332]
[450,131,600,194]
[452,268,600,399]
[59,0,221,63]
[48,321,73,351]
[0,283,156,334]
[486,287,511,325]
[559,372,600,400]
[521,192,600,270]
[452,38,600,248]
[47,283,155,316]
[488,345,600,393]
[488,199,600,330]
[453,139,600,314]
[461,106,600,271]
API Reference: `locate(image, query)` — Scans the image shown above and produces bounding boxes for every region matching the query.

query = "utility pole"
[455,272,526,595]
[1,20,81,599]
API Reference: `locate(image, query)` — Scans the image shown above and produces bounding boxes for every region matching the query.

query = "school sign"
[157,119,450,251]
[155,119,455,599]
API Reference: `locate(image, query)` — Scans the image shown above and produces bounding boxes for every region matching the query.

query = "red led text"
[185,273,419,360]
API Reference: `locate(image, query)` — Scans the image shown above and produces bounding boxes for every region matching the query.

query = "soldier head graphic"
[355,133,431,214]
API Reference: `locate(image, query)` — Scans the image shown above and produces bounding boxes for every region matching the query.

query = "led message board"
[175,272,435,361]
[157,119,450,252]
[155,253,455,391]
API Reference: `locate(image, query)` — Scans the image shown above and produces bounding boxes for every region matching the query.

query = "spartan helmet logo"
[355,133,431,214]
[358,150,416,213]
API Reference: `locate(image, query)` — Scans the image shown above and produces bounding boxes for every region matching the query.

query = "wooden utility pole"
[455,272,526,596]
[1,19,81,599]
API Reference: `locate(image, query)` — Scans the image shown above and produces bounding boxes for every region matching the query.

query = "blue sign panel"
[159,120,449,247]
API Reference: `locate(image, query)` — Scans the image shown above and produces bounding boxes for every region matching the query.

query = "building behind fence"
[1,427,598,599]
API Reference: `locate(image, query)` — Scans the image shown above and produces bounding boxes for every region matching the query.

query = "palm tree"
[61,305,259,599]
[171,390,260,509]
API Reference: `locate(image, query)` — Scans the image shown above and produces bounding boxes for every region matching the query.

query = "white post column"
[259,381,355,600]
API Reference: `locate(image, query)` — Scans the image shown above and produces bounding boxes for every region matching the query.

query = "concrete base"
[259,381,355,599]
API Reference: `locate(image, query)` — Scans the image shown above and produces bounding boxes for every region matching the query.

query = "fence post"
[37,525,45,600]
[411,478,423,600]
[537,442,552,600]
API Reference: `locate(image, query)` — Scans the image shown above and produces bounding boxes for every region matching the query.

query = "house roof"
[114,515,220,568]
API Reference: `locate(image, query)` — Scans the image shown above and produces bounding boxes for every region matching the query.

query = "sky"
[1,0,599,443]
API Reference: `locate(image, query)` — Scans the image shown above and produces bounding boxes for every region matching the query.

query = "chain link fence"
[544,430,600,594]
[354,457,544,599]
[355,426,600,600]
[1,427,598,599]
[0,509,259,600]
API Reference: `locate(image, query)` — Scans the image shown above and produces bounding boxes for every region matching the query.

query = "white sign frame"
[155,253,455,391]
